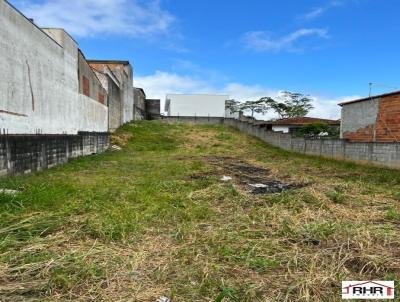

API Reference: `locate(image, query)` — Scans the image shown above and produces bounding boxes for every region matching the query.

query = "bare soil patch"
[201,156,305,194]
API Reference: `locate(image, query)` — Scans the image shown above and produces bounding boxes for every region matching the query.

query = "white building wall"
[272,125,290,133]
[0,1,108,134]
[166,94,228,117]
[225,108,239,119]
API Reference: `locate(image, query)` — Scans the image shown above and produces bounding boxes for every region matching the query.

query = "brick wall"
[342,94,400,142]
[375,95,400,142]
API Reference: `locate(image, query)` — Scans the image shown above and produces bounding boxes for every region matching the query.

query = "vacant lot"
[1,121,399,301]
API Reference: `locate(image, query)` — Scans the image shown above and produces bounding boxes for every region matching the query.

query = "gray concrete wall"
[107,77,123,132]
[0,132,109,177]
[160,116,225,125]
[93,70,122,132]
[133,88,146,120]
[122,65,134,123]
[340,98,380,139]
[0,1,108,134]
[162,116,400,168]
[89,62,134,124]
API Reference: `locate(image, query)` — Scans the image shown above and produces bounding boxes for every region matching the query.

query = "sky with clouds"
[10,0,400,119]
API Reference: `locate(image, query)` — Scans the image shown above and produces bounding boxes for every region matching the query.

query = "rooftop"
[339,90,400,106]
[134,87,146,96]
[255,117,340,126]
[87,60,130,65]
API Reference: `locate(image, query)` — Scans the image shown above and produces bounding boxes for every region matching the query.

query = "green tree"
[297,123,339,138]
[239,97,274,117]
[270,91,314,118]
[297,123,329,137]
[225,99,241,114]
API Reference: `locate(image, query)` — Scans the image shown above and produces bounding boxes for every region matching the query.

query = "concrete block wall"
[0,132,109,176]
[164,116,400,168]
[229,119,400,168]
[160,116,225,125]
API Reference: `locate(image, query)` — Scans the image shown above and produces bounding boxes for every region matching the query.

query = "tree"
[269,102,290,119]
[239,97,274,117]
[225,99,241,114]
[270,91,314,118]
[296,123,340,138]
[297,123,329,137]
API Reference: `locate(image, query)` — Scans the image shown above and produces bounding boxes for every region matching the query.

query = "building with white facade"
[165,94,230,117]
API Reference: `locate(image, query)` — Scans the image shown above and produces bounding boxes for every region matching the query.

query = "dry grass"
[111,131,134,147]
[0,121,399,301]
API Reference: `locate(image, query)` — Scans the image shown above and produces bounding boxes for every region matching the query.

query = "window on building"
[82,76,90,97]
[98,93,105,104]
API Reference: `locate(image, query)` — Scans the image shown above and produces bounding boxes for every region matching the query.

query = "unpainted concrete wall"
[93,70,122,132]
[161,116,225,125]
[341,94,400,142]
[106,76,123,132]
[121,65,134,123]
[340,98,380,141]
[89,62,134,124]
[0,132,109,176]
[134,88,146,120]
[0,1,108,134]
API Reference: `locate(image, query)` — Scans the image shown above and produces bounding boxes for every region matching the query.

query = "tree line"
[226,91,314,118]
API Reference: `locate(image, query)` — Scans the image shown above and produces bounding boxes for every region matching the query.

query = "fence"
[0,132,109,176]
[162,116,400,168]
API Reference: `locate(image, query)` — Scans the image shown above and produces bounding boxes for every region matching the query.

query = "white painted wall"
[272,125,290,133]
[225,108,239,119]
[0,1,108,134]
[166,94,228,117]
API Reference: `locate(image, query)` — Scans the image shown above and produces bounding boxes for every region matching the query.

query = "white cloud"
[12,0,175,38]
[309,95,359,120]
[135,70,214,98]
[301,1,342,20]
[242,28,329,53]
[135,71,354,119]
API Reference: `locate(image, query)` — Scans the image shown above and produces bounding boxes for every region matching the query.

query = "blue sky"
[10,0,400,118]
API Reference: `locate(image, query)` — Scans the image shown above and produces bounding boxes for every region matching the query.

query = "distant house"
[88,60,134,124]
[256,117,340,134]
[165,94,229,117]
[339,90,400,142]
[145,99,161,120]
[91,66,123,132]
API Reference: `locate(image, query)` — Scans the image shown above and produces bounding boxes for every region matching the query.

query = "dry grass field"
[0,121,399,301]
